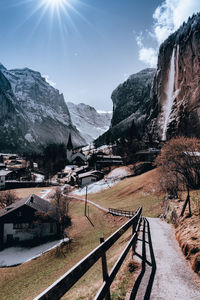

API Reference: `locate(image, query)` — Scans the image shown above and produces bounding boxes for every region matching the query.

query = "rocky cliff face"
[95,68,156,146]
[150,13,200,141]
[111,68,156,127]
[67,102,112,143]
[0,65,86,153]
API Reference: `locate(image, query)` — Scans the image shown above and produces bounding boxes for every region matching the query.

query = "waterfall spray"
[162,48,176,141]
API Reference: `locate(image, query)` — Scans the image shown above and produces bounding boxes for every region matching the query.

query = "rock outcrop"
[95,68,156,146]
[0,65,86,153]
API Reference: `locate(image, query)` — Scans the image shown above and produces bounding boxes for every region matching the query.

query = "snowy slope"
[67,102,112,143]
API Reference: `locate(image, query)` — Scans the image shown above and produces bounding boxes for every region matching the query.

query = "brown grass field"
[88,168,163,218]
[174,190,200,277]
[0,186,58,200]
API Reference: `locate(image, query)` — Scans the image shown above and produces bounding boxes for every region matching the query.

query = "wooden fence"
[34,207,142,300]
[109,208,136,217]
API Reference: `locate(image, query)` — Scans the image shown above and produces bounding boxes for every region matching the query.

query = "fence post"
[132,217,138,252]
[100,237,111,300]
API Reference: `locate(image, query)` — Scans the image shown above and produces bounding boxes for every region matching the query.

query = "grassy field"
[0,199,136,300]
[0,186,57,199]
[88,169,163,217]
[0,169,162,299]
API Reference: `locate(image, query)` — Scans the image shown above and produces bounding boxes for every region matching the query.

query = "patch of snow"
[97,110,112,114]
[107,167,132,179]
[0,238,69,267]
[25,133,35,143]
[64,165,77,172]
[32,173,44,182]
[72,178,120,195]
[40,189,51,199]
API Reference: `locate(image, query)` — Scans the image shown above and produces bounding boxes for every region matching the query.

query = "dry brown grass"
[0,186,57,199]
[172,190,200,276]
[88,169,163,218]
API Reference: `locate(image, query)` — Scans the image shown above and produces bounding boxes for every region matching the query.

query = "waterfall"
[175,45,179,89]
[162,48,176,141]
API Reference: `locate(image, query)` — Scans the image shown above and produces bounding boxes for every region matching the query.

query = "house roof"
[0,194,58,221]
[78,171,98,179]
[0,170,12,176]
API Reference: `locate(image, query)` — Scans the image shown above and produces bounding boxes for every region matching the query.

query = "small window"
[17,211,22,217]
[13,223,23,229]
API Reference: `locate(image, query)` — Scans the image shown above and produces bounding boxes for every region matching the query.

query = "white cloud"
[153,0,200,44]
[43,75,56,87]
[136,33,158,67]
[136,0,200,66]
[138,47,158,67]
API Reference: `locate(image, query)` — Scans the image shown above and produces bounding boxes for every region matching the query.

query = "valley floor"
[1,169,199,299]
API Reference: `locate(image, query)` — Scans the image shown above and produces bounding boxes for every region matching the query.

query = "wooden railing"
[34,207,142,300]
[109,208,136,217]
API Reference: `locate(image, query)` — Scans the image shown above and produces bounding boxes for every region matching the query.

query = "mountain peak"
[0,63,7,71]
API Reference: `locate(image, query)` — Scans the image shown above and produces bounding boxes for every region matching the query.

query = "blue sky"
[0,0,199,110]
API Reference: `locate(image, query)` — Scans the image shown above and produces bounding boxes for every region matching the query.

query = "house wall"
[81,176,97,186]
[67,149,72,162]
[3,222,57,244]
[0,175,5,189]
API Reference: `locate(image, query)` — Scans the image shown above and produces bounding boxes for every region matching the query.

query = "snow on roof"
[78,171,98,179]
[0,170,12,176]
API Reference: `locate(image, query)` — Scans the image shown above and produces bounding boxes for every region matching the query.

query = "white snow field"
[0,238,68,267]
[72,166,132,195]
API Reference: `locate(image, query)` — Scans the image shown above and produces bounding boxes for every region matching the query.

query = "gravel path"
[134,218,200,300]
[70,195,109,212]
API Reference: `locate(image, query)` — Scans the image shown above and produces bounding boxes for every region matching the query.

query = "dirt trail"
[70,195,109,212]
[133,218,200,300]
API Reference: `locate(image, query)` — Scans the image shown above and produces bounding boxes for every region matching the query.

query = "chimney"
[30,195,34,203]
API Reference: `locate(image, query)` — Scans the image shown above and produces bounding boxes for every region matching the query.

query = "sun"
[42,0,68,9]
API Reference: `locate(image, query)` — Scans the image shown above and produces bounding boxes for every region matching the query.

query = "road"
[132,218,200,300]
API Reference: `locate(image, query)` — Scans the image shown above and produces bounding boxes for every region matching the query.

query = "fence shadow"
[129,217,156,299]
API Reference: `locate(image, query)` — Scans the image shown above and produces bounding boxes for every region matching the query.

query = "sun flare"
[42,0,68,9]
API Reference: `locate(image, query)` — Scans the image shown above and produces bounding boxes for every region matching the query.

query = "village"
[0,134,136,259]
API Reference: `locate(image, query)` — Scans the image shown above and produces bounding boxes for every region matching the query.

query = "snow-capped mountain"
[67,102,112,143]
[0,64,86,153]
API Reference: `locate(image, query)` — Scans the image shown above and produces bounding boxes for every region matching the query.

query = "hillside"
[88,168,162,217]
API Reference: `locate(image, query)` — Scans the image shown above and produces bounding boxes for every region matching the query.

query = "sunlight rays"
[5,0,97,55]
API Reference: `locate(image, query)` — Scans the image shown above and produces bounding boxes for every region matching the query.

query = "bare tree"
[50,187,71,239]
[0,190,18,208]
[155,137,200,216]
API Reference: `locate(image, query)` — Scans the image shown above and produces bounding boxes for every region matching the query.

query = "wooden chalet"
[0,194,59,249]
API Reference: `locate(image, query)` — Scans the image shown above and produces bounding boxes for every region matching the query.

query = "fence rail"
[34,207,142,300]
[109,208,136,217]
